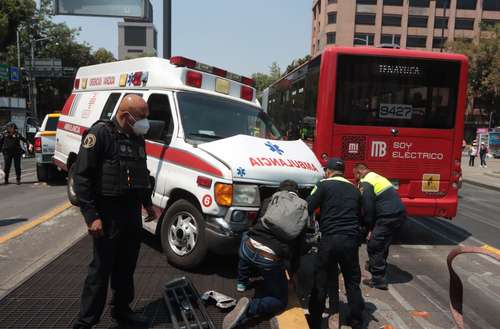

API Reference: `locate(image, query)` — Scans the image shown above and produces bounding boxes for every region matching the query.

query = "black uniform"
[0,131,28,183]
[72,120,152,328]
[360,171,406,284]
[307,176,365,328]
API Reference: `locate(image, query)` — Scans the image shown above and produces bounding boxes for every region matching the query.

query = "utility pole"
[30,41,37,119]
[163,0,171,59]
[16,27,22,97]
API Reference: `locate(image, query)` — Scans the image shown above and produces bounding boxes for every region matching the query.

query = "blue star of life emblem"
[236,167,246,177]
[265,141,284,155]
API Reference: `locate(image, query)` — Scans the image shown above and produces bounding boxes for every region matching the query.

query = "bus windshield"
[335,55,460,129]
[177,92,281,143]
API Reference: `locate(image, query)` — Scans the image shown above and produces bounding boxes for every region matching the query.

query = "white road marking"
[417,274,493,329]
[388,285,442,329]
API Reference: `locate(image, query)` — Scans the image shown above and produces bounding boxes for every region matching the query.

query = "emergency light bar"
[170,56,255,87]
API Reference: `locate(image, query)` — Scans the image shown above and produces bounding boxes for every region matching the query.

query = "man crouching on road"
[353,163,406,290]
[223,180,309,329]
[72,94,157,329]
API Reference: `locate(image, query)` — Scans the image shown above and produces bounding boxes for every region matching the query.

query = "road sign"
[54,0,148,19]
[0,64,9,80]
[24,58,62,69]
[10,67,20,82]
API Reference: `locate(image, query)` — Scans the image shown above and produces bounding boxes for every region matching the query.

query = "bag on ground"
[261,191,309,241]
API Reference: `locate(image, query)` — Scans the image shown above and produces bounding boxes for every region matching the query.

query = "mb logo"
[371,141,387,157]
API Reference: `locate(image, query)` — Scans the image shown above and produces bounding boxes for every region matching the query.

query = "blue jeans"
[237,234,288,318]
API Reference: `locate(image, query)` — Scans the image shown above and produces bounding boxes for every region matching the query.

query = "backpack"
[261,191,309,241]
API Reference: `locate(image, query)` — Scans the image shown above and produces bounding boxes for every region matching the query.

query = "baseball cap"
[326,157,345,171]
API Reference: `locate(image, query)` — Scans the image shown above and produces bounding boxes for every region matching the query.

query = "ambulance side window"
[146,94,174,144]
[100,93,121,120]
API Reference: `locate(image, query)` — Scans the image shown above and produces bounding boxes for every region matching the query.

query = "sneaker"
[236,283,247,292]
[222,297,250,329]
[362,278,388,290]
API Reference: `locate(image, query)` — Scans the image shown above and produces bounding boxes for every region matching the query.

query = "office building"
[311,0,500,55]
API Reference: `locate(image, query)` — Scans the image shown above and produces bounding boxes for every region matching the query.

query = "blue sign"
[489,132,500,146]
[265,141,284,155]
[10,67,20,82]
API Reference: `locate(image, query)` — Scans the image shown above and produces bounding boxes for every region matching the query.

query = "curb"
[463,179,500,192]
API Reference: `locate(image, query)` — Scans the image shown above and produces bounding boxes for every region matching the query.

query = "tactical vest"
[360,171,393,196]
[94,122,150,197]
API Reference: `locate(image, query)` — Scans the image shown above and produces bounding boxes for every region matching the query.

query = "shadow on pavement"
[0,217,28,227]
[386,263,413,285]
[392,217,471,246]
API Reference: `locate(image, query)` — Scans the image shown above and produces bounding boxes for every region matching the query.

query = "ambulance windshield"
[177,92,281,143]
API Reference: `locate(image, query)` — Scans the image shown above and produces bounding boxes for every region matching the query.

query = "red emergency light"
[74,79,80,89]
[170,56,255,87]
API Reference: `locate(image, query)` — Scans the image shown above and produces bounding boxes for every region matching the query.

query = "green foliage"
[447,24,500,115]
[285,54,311,74]
[252,61,281,93]
[0,0,117,118]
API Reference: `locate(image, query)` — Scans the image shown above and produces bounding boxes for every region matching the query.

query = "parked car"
[34,113,60,182]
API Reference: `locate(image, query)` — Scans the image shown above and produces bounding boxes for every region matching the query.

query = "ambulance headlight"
[233,184,260,207]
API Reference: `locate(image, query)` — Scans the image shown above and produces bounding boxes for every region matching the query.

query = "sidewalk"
[461,155,500,191]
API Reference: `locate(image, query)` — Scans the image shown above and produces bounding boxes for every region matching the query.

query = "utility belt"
[245,239,281,262]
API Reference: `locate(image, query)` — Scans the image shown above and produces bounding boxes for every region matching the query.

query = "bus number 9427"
[379,104,412,120]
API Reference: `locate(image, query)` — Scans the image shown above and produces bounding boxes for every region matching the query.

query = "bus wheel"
[67,165,79,206]
[161,199,207,269]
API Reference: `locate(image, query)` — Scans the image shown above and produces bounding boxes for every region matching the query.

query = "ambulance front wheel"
[161,199,207,269]
[67,165,79,206]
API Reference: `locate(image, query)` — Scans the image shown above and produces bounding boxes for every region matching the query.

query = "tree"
[252,62,281,93]
[93,48,116,64]
[285,54,311,74]
[0,0,117,119]
[447,24,500,126]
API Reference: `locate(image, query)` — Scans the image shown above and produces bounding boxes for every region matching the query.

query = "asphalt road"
[0,160,498,328]
[0,157,68,237]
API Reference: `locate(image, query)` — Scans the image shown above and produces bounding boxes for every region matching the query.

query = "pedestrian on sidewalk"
[479,142,488,168]
[308,158,365,329]
[72,95,157,329]
[468,142,478,167]
[223,180,309,329]
[0,123,33,185]
[353,163,406,291]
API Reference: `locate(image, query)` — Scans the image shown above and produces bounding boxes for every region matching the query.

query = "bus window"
[334,55,460,129]
[268,56,320,142]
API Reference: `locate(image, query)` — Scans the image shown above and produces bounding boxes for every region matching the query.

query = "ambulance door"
[144,92,176,208]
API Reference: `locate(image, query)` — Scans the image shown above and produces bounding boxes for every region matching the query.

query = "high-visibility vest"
[360,171,393,196]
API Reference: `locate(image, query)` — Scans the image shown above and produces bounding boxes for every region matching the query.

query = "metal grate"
[0,235,272,329]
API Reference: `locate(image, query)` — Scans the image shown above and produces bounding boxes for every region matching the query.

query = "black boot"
[111,308,149,327]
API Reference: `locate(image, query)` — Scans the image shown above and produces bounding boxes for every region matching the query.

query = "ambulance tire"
[67,165,79,206]
[36,163,49,182]
[161,199,207,270]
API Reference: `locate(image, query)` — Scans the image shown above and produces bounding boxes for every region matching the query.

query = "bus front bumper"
[402,196,458,219]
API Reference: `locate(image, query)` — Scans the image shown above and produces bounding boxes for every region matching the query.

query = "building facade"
[311,0,500,55]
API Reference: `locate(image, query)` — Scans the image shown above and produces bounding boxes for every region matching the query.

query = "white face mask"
[126,112,150,136]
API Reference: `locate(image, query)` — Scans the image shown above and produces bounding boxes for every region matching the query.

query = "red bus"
[263,47,468,218]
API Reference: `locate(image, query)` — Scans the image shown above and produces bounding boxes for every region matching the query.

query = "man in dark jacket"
[307,157,365,329]
[0,123,33,184]
[223,180,307,329]
[353,163,406,290]
[72,95,157,329]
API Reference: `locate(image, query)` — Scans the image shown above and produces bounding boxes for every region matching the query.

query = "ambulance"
[54,56,323,269]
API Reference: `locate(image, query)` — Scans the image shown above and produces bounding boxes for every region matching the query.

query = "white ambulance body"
[54,56,323,269]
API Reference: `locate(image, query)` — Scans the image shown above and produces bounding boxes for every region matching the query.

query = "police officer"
[72,94,157,329]
[0,123,33,185]
[353,163,406,290]
[308,158,365,329]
